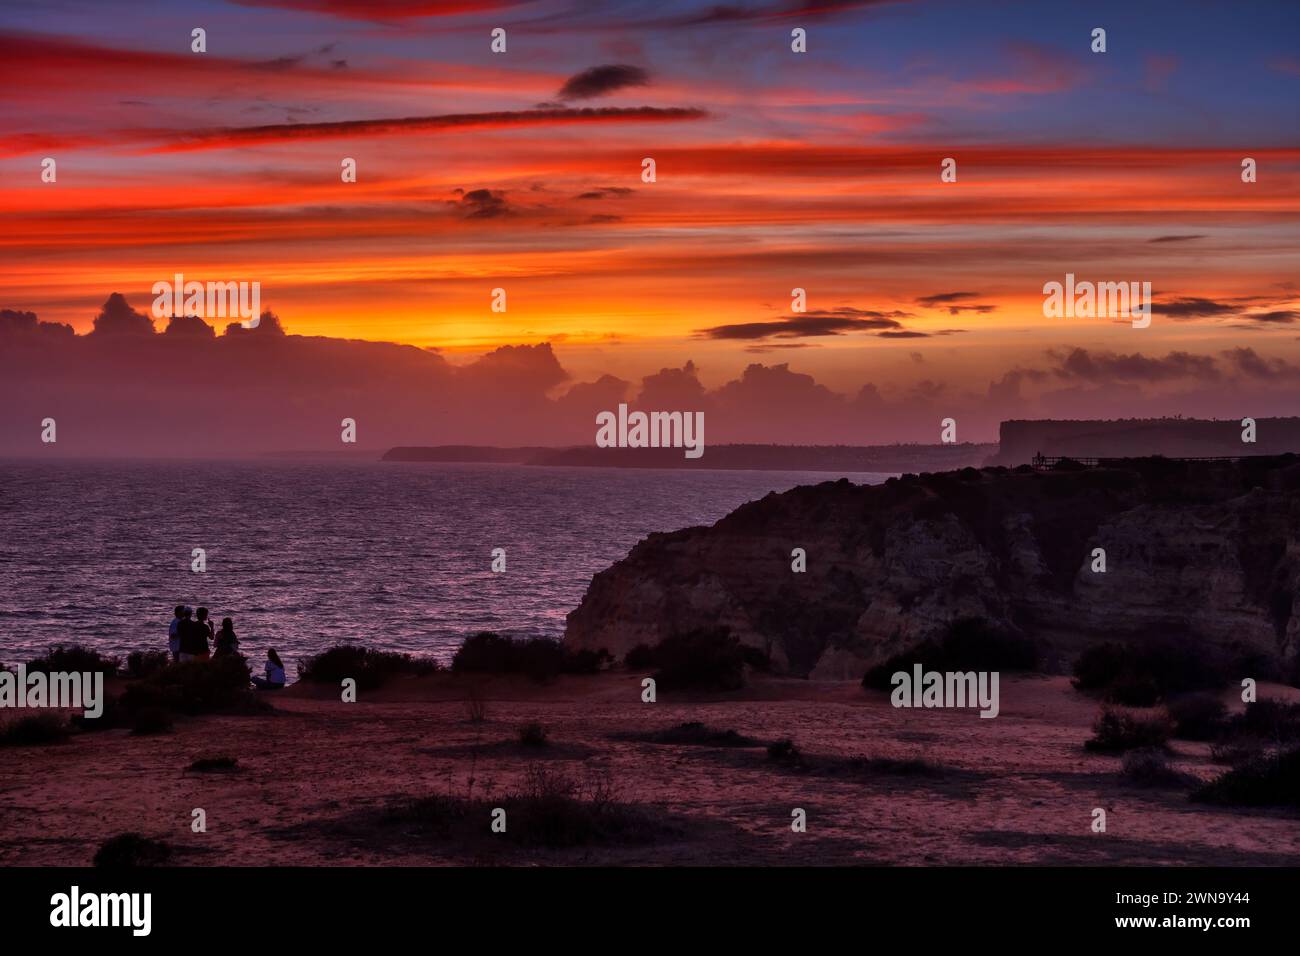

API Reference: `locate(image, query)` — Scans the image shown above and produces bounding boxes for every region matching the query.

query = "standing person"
[213,618,239,658]
[178,607,210,662]
[196,607,215,648]
[250,649,286,690]
[168,605,185,662]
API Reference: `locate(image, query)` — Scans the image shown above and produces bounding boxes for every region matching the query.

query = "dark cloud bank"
[2,295,1298,458]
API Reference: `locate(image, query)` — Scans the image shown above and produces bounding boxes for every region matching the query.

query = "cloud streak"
[558,65,650,100]
[142,106,708,153]
[695,308,911,340]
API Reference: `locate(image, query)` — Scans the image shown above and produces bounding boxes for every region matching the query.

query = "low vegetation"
[464,684,488,723]
[861,617,1037,690]
[1071,640,1234,706]
[119,655,263,718]
[517,722,549,748]
[626,627,768,692]
[384,764,677,849]
[1166,692,1227,741]
[122,650,170,680]
[1121,748,1194,787]
[1222,699,1300,744]
[842,756,945,777]
[23,644,120,676]
[761,741,950,780]
[93,833,172,868]
[622,721,761,747]
[298,644,439,690]
[1193,747,1300,807]
[1210,739,1266,767]
[0,713,71,747]
[451,632,609,682]
[1085,707,1173,753]
[766,739,804,765]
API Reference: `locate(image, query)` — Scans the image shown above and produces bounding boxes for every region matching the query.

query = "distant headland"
[383,417,1300,473]
[382,442,997,473]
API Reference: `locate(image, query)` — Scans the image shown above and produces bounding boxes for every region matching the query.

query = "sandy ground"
[2,673,1298,866]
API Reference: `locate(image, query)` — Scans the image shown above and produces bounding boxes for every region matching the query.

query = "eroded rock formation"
[565,457,1300,679]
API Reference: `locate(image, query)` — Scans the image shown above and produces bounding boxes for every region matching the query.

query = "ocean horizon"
[0,459,891,669]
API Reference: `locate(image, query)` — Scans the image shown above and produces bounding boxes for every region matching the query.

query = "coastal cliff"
[992,417,1300,465]
[564,457,1300,679]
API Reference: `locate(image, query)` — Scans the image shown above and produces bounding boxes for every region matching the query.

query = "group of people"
[168,605,286,690]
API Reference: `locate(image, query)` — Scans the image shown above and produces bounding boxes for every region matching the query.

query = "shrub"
[298,644,437,690]
[0,713,70,747]
[648,627,764,692]
[71,694,124,732]
[465,685,488,723]
[517,722,549,748]
[189,756,238,772]
[1085,707,1173,753]
[1167,692,1227,741]
[386,765,674,849]
[1121,748,1192,787]
[1224,699,1300,744]
[384,793,473,839]
[635,722,760,747]
[123,650,170,679]
[862,617,1036,690]
[504,765,666,848]
[119,655,258,717]
[93,833,171,868]
[451,633,609,682]
[1070,642,1130,694]
[561,648,611,675]
[131,706,174,735]
[844,756,944,777]
[1193,747,1300,807]
[1210,739,1266,766]
[1071,640,1228,705]
[512,639,569,682]
[624,644,657,669]
[941,617,1038,670]
[452,632,519,673]
[767,739,803,764]
[24,644,120,676]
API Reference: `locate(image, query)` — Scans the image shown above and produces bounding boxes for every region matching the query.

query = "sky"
[1,0,1298,453]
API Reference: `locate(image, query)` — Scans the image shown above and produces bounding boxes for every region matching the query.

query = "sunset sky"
[2,0,1298,445]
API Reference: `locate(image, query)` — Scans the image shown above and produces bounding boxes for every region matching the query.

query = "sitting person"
[213,618,239,658]
[250,649,286,690]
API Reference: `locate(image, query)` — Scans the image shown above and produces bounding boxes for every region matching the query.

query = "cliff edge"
[564,457,1300,679]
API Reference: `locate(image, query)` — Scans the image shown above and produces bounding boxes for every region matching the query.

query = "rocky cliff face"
[564,457,1300,679]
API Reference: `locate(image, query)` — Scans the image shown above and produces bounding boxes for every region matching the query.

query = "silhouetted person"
[196,606,215,646]
[168,605,185,662]
[213,618,239,658]
[250,649,286,690]
[178,607,210,662]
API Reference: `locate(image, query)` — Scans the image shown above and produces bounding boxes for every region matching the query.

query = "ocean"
[0,460,889,669]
